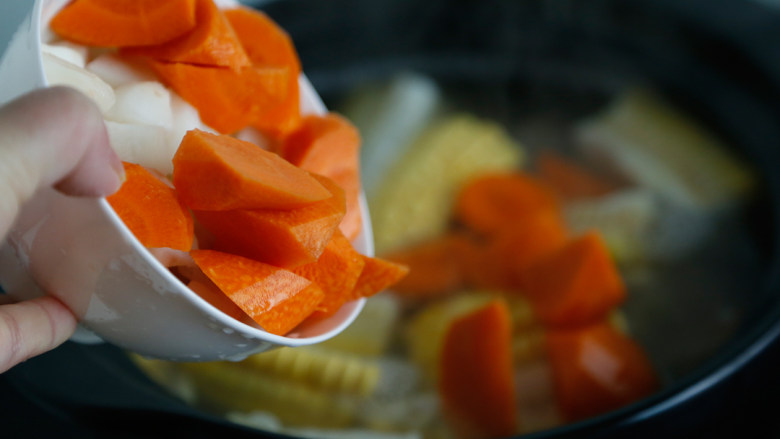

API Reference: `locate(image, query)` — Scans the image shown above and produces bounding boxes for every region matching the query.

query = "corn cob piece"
[238,346,381,397]
[371,115,524,254]
[176,361,357,429]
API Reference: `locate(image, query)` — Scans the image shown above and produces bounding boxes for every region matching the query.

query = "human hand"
[0,86,123,373]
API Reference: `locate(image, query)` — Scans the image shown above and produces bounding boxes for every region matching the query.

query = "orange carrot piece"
[224,8,301,74]
[520,231,626,327]
[122,0,250,71]
[292,230,366,316]
[330,167,363,242]
[470,211,569,290]
[107,162,194,251]
[439,300,518,439]
[536,150,620,200]
[50,0,197,47]
[546,321,659,422]
[172,129,331,211]
[187,278,251,325]
[349,255,409,301]
[252,70,302,142]
[149,61,290,134]
[455,172,560,235]
[194,174,346,268]
[281,114,363,240]
[191,249,324,335]
[225,7,303,140]
[383,233,474,298]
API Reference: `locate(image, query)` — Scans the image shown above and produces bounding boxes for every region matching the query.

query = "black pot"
[3,0,780,437]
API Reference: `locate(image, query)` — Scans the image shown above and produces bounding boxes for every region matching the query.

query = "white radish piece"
[235,126,270,150]
[42,52,115,112]
[168,94,213,153]
[86,53,156,88]
[105,81,172,129]
[41,42,88,68]
[105,120,173,175]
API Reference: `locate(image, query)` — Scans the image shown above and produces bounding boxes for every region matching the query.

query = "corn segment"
[370,115,524,254]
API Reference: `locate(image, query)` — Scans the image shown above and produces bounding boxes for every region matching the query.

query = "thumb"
[0,86,124,237]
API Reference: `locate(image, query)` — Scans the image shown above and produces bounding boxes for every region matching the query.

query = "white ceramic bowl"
[0,0,373,361]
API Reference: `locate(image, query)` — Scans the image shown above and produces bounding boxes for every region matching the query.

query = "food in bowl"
[38,0,406,338]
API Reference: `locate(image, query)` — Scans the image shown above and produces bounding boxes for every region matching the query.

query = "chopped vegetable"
[239,347,380,397]
[172,129,331,210]
[225,7,302,140]
[104,121,172,175]
[535,150,621,200]
[107,162,194,251]
[149,60,290,134]
[122,0,250,71]
[194,173,346,268]
[383,232,474,298]
[455,172,559,236]
[371,115,524,253]
[349,255,410,302]
[224,8,301,74]
[576,88,755,211]
[439,300,518,439]
[104,81,172,128]
[546,321,659,422]
[42,53,115,113]
[50,0,198,47]
[292,230,366,316]
[404,292,510,383]
[465,211,568,290]
[520,231,626,327]
[281,114,363,240]
[191,249,324,335]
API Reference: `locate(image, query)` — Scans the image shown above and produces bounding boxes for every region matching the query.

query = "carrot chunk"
[439,300,518,439]
[225,8,302,140]
[281,114,363,240]
[455,172,560,235]
[470,211,569,290]
[191,249,324,335]
[383,233,474,299]
[122,0,250,71]
[50,0,198,47]
[291,230,366,316]
[350,255,409,301]
[107,162,194,251]
[172,129,331,211]
[546,321,659,422]
[224,8,301,74]
[252,71,302,141]
[149,61,290,134]
[520,231,626,327]
[194,174,346,268]
[536,150,621,200]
